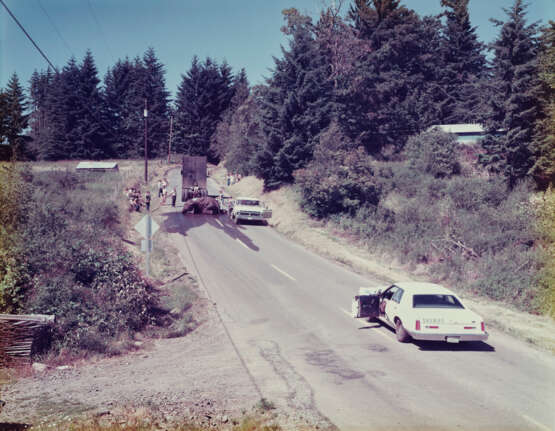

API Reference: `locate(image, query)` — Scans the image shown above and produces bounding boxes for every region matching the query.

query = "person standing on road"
[145,191,151,211]
[171,187,177,207]
[157,179,163,198]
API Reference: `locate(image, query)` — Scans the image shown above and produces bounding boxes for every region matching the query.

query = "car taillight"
[481,322,485,332]
[464,326,475,330]
[415,320,420,331]
[429,325,439,329]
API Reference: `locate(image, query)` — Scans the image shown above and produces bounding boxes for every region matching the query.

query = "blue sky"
[1,0,553,99]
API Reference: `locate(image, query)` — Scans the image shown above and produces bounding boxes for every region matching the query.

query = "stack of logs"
[0,314,55,366]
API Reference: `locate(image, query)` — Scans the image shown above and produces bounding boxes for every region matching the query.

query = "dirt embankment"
[215,165,555,354]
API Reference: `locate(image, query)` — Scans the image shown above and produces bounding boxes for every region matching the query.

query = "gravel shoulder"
[0,295,261,427]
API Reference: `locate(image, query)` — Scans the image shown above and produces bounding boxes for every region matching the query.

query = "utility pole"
[143,99,151,277]
[167,114,173,164]
[144,99,148,182]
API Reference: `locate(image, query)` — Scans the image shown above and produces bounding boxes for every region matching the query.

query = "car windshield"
[412,294,464,309]
[238,200,259,206]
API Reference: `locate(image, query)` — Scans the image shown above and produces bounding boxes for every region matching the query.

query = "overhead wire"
[36,0,73,56]
[1,0,122,144]
[0,0,58,72]
[86,0,115,63]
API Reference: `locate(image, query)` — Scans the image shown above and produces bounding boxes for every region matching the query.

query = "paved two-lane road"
[159,170,554,431]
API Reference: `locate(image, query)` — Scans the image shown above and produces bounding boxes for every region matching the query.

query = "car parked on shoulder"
[230,197,272,224]
[352,282,488,343]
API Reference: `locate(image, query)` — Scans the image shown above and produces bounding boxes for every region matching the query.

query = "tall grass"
[331,165,544,313]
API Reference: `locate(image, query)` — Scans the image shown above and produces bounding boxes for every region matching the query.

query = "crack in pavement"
[256,340,338,430]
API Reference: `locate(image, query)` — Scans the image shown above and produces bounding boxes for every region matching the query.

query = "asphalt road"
[160,170,555,431]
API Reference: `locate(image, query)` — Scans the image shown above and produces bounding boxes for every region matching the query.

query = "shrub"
[404,129,461,178]
[295,123,381,218]
[1,167,161,355]
[533,188,555,317]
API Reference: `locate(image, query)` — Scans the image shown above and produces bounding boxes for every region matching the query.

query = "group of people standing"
[125,179,178,212]
[226,173,242,187]
[125,187,144,212]
[157,178,177,207]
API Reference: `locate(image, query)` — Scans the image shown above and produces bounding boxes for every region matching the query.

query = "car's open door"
[352,293,380,319]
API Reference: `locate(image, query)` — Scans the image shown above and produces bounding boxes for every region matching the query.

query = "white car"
[230,197,272,224]
[352,282,488,343]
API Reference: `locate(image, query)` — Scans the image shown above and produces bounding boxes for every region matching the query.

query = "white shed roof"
[428,124,485,134]
[76,161,118,170]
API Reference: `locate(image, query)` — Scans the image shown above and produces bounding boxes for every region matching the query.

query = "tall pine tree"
[481,0,540,186]
[173,57,233,160]
[345,0,445,156]
[2,73,29,160]
[440,0,487,123]
[531,21,555,188]
[140,47,170,158]
[74,50,107,159]
[255,8,335,189]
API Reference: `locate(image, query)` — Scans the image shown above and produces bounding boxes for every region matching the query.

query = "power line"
[36,0,73,56]
[0,0,58,72]
[86,0,115,62]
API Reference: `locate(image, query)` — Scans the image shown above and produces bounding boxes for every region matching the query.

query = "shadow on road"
[413,340,495,352]
[159,209,260,252]
[358,319,495,352]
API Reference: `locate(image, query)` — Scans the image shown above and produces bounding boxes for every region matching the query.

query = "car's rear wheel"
[395,319,411,343]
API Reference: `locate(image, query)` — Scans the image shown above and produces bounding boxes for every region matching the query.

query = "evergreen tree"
[0,90,9,160]
[531,21,555,188]
[440,0,487,123]
[103,58,138,157]
[140,47,170,157]
[345,1,445,156]
[173,56,233,160]
[211,68,250,160]
[223,88,265,176]
[255,8,335,189]
[2,73,29,160]
[480,0,540,186]
[124,56,149,158]
[28,68,54,158]
[74,50,107,159]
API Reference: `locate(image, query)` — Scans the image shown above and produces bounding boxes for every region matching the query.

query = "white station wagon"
[352,282,488,343]
[230,197,272,224]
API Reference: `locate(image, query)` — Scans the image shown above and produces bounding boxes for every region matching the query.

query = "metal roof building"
[75,161,119,171]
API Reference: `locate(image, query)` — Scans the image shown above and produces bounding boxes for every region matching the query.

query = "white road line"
[215,218,224,227]
[521,414,552,431]
[235,238,249,249]
[271,264,296,281]
[339,307,396,342]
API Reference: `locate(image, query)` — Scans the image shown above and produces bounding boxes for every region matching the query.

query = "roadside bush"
[1,167,161,356]
[533,189,555,317]
[295,123,381,218]
[327,162,547,313]
[0,163,31,312]
[404,129,461,178]
[446,176,508,211]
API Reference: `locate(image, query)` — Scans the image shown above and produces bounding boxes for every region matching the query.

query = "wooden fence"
[0,314,55,366]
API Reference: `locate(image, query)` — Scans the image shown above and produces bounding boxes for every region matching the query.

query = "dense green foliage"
[0,168,159,354]
[254,9,335,189]
[173,57,235,162]
[0,73,29,160]
[404,129,461,178]
[481,0,540,187]
[331,163,540,311]
[531,21,555,188]
[295,122,380,217]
